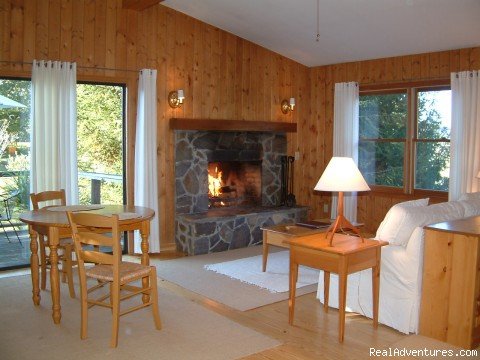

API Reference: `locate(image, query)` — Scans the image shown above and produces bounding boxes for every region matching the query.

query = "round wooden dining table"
[19,204,155,325]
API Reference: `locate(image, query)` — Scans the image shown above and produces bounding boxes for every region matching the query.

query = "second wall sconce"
[281,97,295,114]
[168,89,185,108]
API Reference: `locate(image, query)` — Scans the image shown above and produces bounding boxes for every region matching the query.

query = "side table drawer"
[263,230,290,248]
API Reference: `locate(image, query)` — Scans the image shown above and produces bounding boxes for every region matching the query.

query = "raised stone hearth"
[176,205,307,255]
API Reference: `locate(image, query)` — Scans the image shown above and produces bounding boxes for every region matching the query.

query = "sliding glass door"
[0,78,31,269]
[0,79,127,270]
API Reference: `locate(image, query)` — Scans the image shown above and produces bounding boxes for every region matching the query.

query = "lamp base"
[325,214,365,246]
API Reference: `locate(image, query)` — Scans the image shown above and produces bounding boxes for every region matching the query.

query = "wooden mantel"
[169,118,297,132]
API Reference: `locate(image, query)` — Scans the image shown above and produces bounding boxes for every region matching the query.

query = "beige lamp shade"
[314,156,370,192]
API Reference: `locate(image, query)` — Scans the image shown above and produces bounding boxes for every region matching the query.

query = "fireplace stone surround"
[173,123,307,255]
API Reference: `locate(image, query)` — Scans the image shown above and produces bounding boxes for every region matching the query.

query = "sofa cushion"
[421,201,466,224]
[410,201,466,245]
[459,192,480,201]
[374,198,429,246]
[375,199,466,247]
[458,198,480,217]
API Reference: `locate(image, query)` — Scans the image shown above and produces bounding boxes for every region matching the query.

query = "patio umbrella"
[0,94,26,109]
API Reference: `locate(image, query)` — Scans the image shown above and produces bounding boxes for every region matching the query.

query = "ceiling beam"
[122,0,163,11]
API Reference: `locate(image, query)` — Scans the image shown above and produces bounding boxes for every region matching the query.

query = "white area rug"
[0,274,280,360]
[150,246,319,311]
[204,251,319,293]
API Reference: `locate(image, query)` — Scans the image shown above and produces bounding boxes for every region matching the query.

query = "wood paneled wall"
[2,0,480,246]
[0,0,308,250]
[306,47,480,233]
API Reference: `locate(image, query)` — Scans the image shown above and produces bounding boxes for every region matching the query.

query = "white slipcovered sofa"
[316,193,480,334]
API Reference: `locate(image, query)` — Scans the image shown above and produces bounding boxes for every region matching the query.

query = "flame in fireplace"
[208,167,222,197]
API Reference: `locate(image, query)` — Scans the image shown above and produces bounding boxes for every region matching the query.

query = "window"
[414,89,450,191]
[358,83,451,193]
[359,91,407,188]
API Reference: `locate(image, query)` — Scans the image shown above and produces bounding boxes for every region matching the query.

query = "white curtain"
[449,70,480,201]
[331,82,360,221]
[31,60,78,204]
[134,69,159,253]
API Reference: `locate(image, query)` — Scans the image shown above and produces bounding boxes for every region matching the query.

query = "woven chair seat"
[86,262,152,283]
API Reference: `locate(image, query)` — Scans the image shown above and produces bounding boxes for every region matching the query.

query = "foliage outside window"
[414,89,450,191]
[76,83,125,205]
[358,84,451,193]
[0,80,125,214]
[0,79,31,213]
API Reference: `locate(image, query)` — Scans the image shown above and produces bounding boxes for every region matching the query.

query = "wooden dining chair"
[67,211,161,348]
[30,189,76,298]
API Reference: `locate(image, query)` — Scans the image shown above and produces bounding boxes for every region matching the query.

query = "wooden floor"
[150,252,406,360]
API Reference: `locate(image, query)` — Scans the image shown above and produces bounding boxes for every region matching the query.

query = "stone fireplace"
[173,120,307,255]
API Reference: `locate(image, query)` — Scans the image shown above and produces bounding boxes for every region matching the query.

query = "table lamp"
[314,156,370,246]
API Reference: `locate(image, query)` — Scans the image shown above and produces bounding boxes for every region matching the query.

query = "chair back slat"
[30,189,66,210]
[81,250,114,265]
[67,212,122,271]
[77,232,114,247]
[71,212,115,229]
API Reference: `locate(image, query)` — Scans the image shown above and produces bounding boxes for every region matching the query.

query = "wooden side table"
[287,232,388,342]
[261,223,327,272]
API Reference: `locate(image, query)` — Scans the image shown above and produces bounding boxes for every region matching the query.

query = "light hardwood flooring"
[150,252,406,360]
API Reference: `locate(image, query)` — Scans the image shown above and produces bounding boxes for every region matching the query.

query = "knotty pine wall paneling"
[4,1,476,245]
[307,47,480,233]
[0,0,307,251]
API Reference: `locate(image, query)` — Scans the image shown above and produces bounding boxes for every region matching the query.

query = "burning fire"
[208,167,222,197]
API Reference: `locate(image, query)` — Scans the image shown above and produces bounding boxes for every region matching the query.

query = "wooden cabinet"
[420,217,480,349]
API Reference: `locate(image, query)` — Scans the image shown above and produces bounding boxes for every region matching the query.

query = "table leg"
[372,249,381,329]
[140,221,151,304]
[47,227,62,324]
[49,243,61,324]
[288,253,298,325]
[338,258,348,343]
[262,232,268,272]
[29,226,40,306]
[323,271,330,313]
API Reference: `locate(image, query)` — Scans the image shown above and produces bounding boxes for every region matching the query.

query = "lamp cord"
[316,0,320,42]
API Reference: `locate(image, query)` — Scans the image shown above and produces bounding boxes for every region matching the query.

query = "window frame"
[359,79,450,199]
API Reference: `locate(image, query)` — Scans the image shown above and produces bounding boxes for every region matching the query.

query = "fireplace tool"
[281,156,296,207]
[281,156,287,205]
[286,156,296,207]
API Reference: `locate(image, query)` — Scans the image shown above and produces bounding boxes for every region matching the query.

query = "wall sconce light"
[168,89,185,108]
[281,97,295,114]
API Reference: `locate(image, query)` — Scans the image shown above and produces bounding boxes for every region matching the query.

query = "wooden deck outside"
[0,225,30,269]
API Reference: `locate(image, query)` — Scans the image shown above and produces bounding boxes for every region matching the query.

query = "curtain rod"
[0,60,140,73]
